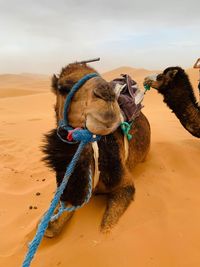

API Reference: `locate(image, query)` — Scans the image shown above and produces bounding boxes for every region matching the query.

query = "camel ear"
[168,69,178,79]
[51,74,59,94]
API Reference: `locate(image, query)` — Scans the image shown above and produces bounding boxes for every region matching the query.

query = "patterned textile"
[111,74,144,122]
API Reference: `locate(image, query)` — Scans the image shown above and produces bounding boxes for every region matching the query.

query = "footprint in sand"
[28,118,42,122]
[0,138,15,146]
[0,121,16,126]
[5,122,16,125]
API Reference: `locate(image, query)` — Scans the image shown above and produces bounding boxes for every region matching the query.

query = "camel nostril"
[93,87,116,102]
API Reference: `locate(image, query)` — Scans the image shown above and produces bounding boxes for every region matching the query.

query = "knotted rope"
[22,73,101,267]
[121,121,133,141]
[144,84,151,92]
[120,82,150,142]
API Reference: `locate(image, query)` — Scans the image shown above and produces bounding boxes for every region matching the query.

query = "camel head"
[52,63,122,135]
[144,66,200,138]
[144,66,198,102]
[144,67,181,92]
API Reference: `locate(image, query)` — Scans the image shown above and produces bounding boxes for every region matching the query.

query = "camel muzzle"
[143,74,159,90]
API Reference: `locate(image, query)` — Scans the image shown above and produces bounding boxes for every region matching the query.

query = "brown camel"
[144,66,200,138]
[43,63,151,237]
[193,58,200,100]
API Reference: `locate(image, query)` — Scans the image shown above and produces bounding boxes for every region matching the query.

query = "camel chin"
[86,114,119,136]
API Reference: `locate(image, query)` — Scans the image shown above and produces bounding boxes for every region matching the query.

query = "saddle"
[111,74,144,122]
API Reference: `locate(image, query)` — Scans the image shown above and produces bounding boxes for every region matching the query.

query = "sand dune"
[0,66,200,267]
[102,66,159,87]
[0,73,50,98]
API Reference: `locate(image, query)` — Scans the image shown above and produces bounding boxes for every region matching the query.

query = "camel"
[42,62,151,237]
[193,58,200,98]
[144,66,200,138]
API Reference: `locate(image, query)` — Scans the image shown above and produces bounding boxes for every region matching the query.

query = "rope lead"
[22,73,101,267]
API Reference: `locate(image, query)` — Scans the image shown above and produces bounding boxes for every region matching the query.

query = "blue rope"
[22,141,85,267]
[50,167,93,221]
[22,73,101,267]
[62,73,98,128]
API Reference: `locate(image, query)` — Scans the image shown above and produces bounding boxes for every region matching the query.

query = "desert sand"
[0,67,200,267]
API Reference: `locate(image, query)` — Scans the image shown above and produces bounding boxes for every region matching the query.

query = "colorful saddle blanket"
[111,74,144,122]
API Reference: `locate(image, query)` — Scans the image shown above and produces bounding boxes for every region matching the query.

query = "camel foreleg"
[100,184,135,233]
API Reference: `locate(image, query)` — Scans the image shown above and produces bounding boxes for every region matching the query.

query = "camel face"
[52,64,122,135]
[144,69,178,90]
[68,77,122,135]
[84,78,122,135]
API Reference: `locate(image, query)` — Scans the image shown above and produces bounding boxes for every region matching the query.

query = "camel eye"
[57,84,71,94]
[157,74,163,81]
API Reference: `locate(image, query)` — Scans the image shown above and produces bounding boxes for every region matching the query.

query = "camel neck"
[163,88,200,137]
[161,80,200,138]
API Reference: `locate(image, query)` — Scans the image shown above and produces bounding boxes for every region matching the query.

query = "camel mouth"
[144,74,159,89]
[85,114,120,135]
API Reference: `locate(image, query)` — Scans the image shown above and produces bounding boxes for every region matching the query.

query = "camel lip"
[85,114,120,135]
[144,74,160,90]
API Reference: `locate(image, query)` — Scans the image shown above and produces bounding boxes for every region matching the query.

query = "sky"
[0,0,200,74]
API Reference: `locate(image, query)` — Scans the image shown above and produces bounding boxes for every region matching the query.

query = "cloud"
[0,0,199,73]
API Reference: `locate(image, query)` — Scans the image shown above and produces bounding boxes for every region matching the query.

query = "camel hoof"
[44,211,74,238]
[100,223,112,234]
[100,228,110,234]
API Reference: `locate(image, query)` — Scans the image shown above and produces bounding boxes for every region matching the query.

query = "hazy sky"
[0,0,199,74]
